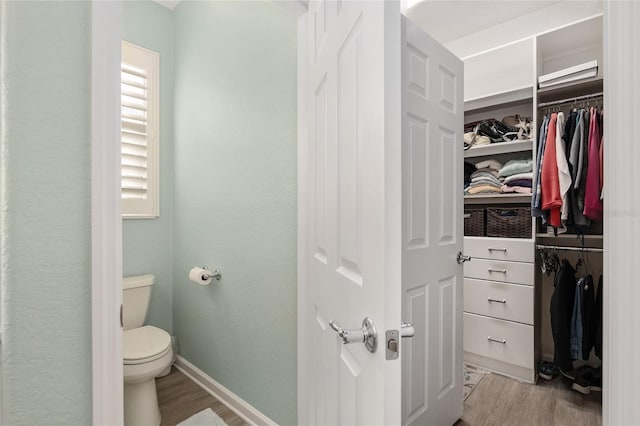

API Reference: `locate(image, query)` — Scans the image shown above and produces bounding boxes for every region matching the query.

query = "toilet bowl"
[123,274,173,426]
[124,326,173,426]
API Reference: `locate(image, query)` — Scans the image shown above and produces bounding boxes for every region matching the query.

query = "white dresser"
[462,236,537,383]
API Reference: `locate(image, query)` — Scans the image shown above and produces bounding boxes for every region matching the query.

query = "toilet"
[123,274,173,426]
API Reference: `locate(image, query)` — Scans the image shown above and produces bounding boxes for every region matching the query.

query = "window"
[121,41,159,218]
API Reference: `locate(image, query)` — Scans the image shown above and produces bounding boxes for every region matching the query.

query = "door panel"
[302,4,462,425]
[401,17,464,426]
[303,1,402,425]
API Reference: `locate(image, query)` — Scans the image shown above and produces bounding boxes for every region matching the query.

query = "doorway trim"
[91,1,123,425]
[88,2,637,424]
[602,2,640,424]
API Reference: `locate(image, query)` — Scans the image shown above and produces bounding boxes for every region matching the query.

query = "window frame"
[121,40,160,219]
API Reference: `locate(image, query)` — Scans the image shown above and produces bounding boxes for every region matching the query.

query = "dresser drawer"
[464,278,534,325]
[464,258,534,286]
[464,237,534,263]
[463,313,534,369]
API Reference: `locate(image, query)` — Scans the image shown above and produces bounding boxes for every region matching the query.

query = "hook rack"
[538,92,603,109]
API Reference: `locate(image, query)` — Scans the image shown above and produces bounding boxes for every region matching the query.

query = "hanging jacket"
[570,276,584,360]
[568,110,591,228]
[595,276,603,360]
[532,114,549,217]
[564,111,577,224]
[541,113,562,227]
[555,112,571,231]
[584,108,603,220]
[550,259,577,374]
[581,275,595,360]
[577,109,590,219]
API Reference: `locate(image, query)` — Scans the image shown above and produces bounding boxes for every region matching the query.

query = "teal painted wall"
[0,2,92,424]
[172,2,298,424]
[123,0,175,333]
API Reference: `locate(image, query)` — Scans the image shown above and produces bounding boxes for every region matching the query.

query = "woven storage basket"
[486,207,531,238]
[464,209,485,237]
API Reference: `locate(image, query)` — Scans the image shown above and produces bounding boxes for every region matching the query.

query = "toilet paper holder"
[202,267,222,281]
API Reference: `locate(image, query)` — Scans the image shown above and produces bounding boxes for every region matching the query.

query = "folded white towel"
[475,159,502,171]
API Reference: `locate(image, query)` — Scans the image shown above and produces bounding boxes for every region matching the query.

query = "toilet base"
[124,379,161,426]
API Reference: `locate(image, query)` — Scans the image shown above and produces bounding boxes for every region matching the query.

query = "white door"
[400,17,464,426]
[299,2,463,425]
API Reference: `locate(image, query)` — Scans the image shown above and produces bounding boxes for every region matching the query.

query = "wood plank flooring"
[157,366,601,426]
[457,372,602,426]
[156,367,249,426]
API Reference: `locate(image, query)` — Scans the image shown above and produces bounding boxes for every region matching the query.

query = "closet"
[461,14,604,388]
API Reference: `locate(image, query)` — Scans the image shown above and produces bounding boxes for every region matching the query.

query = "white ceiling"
[406,0,557,45]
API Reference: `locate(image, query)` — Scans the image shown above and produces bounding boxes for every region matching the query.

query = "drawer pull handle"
[487,297,507,304]
[488,247,507,252]
[487,268,507,274]
[488,336,507,344]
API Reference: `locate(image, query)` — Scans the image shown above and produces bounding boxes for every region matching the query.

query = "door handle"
[400,322,415,338]
[329,317,378,353]
[457,251,471,264]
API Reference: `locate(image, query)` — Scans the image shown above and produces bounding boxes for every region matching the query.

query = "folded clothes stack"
[465,159,503,195]
[464,162,477,188]
[499,159,534,194]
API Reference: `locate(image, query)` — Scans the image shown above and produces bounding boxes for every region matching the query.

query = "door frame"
[88,2,634,425]
[91,1,123,425]
[296,11,310,425]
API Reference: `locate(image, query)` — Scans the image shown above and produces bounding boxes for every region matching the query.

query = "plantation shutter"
[121,41,159,218]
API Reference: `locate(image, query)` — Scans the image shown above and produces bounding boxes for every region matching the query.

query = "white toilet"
[123,274,173,426]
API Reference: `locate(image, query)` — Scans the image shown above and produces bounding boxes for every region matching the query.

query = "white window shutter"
[121,41,159,218]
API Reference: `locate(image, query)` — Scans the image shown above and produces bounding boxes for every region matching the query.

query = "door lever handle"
[457,251,471,264]
[329,317,378,353]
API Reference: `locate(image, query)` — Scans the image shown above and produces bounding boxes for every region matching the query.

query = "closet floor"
[156,367,249,426]
[456,372,601,426]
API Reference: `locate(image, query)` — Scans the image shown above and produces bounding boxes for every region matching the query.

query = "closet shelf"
[464,193,532,205]
[464,139,534,158]
[464,86,533,113]
[537,78,603,104]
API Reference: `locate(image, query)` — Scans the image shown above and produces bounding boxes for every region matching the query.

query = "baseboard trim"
[174,355,278,426]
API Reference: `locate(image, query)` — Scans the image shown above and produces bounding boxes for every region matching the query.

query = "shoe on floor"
[571,366,602,395]
[538,361,559,380]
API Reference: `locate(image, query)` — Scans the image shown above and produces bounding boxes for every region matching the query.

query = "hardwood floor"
[457,372,602,426]
[155,365,601,426]
[156,367,249,426]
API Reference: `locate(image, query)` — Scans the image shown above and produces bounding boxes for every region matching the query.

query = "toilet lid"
[123,325,172,362]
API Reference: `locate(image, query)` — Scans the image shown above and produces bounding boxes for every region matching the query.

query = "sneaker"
[538,361,559,380]
[571,366,602,395]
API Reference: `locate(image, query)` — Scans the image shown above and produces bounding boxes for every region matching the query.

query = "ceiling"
[406,0,557,45]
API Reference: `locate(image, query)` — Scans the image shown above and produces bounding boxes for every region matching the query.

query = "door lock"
[386,322,415,360]
[386,329,399,360]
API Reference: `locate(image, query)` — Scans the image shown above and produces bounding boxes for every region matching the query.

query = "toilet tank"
[122,274,154,331]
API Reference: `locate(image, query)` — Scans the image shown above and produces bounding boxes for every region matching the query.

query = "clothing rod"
[538,92,603,108]
[536,244,603,253]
